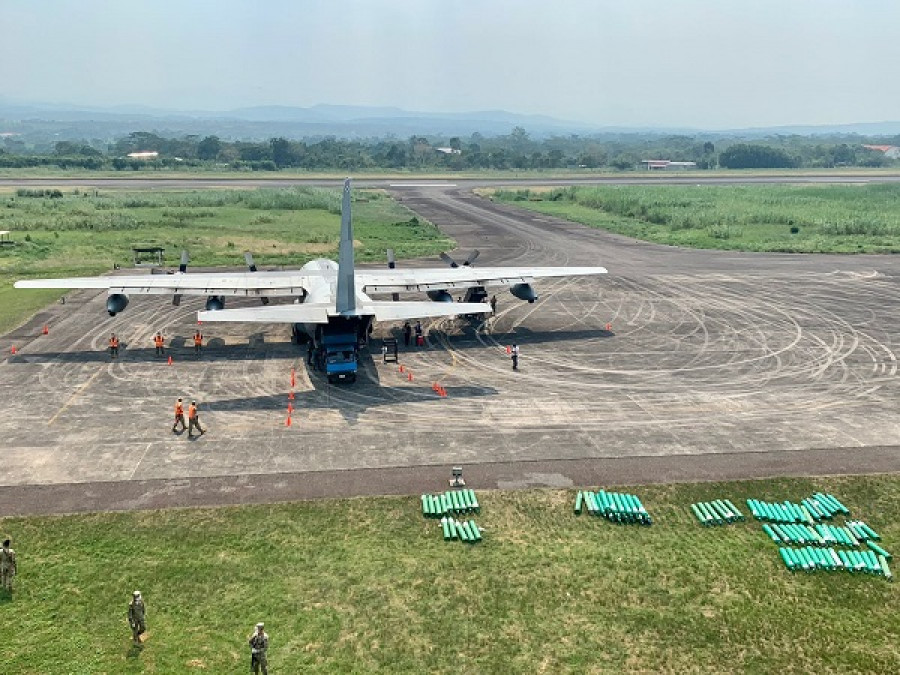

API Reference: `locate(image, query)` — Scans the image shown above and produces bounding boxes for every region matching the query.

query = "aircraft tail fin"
[335,178,356,314]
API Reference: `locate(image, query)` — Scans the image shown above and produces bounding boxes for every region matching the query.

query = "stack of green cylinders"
[867,541,892,560]
[440,517,483,543]
[691,499,744,525]
[777,546,891,580]
[847,520,880,541]
[747,499,815,524]
[576,490,652,525]
[810,492,850,517]
[421,490,481,518]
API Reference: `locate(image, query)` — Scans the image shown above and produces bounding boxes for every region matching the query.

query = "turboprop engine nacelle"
[510,283,538,303]
[106,293,129,316]
[426,290,454,303]
[205,296,225,311]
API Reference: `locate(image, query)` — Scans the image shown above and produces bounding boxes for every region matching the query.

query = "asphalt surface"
[2,178,900,515]
[2,172,900,191]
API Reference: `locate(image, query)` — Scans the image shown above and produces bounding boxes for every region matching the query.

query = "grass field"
[490,183,900,253]
[1,475,897,673]
[0,187,453,335]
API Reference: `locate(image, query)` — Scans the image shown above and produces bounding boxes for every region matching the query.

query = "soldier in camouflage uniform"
[249,622,269,674]
[1,538,16,593]
[128,590,146,643]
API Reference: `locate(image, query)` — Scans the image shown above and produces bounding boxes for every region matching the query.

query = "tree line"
[0,127,896,171]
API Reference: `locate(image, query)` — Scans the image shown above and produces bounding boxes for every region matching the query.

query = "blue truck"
[321,329,358,384]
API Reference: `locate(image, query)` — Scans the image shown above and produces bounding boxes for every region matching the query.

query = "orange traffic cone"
[42,325,49,335]
[10,345,16,355]
[440,387,447,398]
[506,345,511,354]
[399,364,405,373]
[407,371,413,382]
[290,368,296,388]
[167,355,173,365]
[285,414,292,427]
[287,402,294,413]
[605,323,611,331]
[288,391,295,401]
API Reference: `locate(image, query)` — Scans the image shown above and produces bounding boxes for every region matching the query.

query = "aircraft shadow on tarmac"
[4,334,300,363]
[210,380,499,425]
[403,325,615,351]
[7,326,612,367]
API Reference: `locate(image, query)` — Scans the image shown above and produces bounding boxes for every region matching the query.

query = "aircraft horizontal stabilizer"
[362,301,492,321]
[197,303,331,324]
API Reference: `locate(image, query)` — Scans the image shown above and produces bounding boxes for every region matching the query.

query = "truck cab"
[322,333,358,383]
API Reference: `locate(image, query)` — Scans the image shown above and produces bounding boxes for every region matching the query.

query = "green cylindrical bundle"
[769,523,786,543]
[457,520,470,542]
[800,548,817,571]
[691,503,708,525]
[441,518,452,540]
[747,499,761,520]
[858,521,880,541]
[711,500,732,521]
[838,549,851,571]
[845,523,864,545]
[699,502,719,525]
[610,492,623,519]
[468,490,480,512]
[799,505,815,526]
[828,548,842,570]
[575,491,584,515]
[468,520,482,542]
[867,541,891,560]
[762,524,780,543]
[724,500,744,521]
[878,555,892,582]
[779,548,795,571]
[458,490,471,511]
[824,493,850,515]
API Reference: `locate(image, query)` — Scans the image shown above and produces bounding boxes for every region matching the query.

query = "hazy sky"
[2,0,898,129]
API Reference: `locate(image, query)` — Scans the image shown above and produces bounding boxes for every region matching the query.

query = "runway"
[2,171,900,191]
[2,181,900,515]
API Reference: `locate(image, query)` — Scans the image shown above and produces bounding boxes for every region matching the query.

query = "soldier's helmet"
[133,590,141,597]
[256,622,264,629]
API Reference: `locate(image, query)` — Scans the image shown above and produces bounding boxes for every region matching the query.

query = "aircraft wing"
[198,303,332,324]
[198,301,491,324]
[356,266,607,293]
[14,270,329,298]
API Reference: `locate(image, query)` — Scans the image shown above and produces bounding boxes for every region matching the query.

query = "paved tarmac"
[2,181,900,515]
[2,173,900,191]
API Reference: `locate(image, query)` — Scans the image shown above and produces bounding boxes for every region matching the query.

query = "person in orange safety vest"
[172,397,186,433]
[154,332,164,357]
[109,333,120,359]
[188,400,205,438]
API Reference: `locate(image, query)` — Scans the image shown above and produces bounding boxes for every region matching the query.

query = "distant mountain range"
[2,98,900,141]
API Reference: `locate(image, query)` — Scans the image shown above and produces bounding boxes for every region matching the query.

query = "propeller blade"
[439,252,459,268]
[387,249,396,269]
[463,249,480,266]
[173,250,189,304]
[244,252,268,304]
